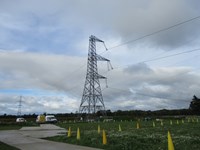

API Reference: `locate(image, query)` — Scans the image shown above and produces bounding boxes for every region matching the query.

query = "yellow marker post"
[102,130,107,145]
[98,125,101,134]
[119,124,122,132]
[77,127,80,140]
[176,120,179,125]
[67,127,71,137]
[161,121,163,126]
[170,120,173,125]
[153,121,155,127]
[182,119,184,124]
[168,131,175,150]
[197,118,199,123]
[136,122,140,129]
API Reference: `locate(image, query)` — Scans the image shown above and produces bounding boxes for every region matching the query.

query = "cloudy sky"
[1,0,200,115]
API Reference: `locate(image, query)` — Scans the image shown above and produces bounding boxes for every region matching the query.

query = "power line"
[65,47,200,101]
[63,15,200,92]
[66,15,200,81]
[108,47,200,71]
[107,15,200,50]
[107,86,188,102]
[141,48,200,63]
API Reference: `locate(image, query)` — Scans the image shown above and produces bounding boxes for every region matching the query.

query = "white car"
[16,117,26,123]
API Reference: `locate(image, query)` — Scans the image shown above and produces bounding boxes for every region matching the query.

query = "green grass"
[0,141,20,150]
[45,119,200,150]
[0,122,38,130]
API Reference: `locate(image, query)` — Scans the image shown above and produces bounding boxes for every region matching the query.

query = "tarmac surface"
[0,124,102,150]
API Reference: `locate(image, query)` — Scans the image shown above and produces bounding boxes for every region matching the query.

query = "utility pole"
[79,35,112,118]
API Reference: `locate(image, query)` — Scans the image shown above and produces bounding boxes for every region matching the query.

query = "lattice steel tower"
[17,96,22,117]
[79,35,111,115]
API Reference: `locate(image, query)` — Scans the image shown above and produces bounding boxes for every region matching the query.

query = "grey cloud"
[103,64,200,110]
[0,51,199,113]
[67,0,200,49]
[0,0,200,114]
[0,51,86,114]
[0,52,85,93]
[124,63,153,74]
[1,0,200,51]
[0,94,79,115]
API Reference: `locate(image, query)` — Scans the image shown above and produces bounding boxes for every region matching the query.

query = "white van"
[45,115,57,123]
[16,117,26,123]
[36,115,57,123]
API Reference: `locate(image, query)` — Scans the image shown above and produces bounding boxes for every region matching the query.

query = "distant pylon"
[79,35,112,116]
[17,96,22,116]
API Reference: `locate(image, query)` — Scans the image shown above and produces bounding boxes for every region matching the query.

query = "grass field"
[45,118,200,150]
[0,122,38,130]
[0,141,20,150]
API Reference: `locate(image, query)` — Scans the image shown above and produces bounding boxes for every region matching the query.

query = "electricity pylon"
[79,35,112,117]
[17,95,22,117]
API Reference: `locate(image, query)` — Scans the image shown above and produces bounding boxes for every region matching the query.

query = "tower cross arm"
[96,54,110,62]
[91,35,104,43]
[96,73,106,79]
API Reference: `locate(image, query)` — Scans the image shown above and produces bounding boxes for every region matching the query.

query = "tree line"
[0,95,199,122]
